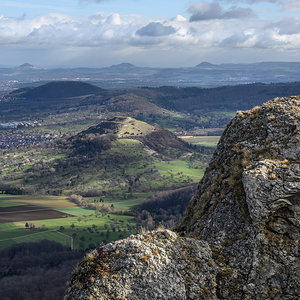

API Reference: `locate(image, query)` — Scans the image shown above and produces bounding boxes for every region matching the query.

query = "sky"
[0,0,299,67]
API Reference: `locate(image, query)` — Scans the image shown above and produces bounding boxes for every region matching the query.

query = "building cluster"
[0,120,41,129]
[0,131,57,149]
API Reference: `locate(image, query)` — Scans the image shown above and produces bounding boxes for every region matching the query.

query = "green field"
[0,194,137,250]
[0,200,25,207]
[85,196,144,211]
[15,212,136,250]
[180,136,220,147]
[0,147,206,250]
[154,159,204,183]
[0,122,208,251]
[0,222,31,240]
[56,207,98,216]
[103,197,145,211]
[0,211,136,250]
[0,230,73,249]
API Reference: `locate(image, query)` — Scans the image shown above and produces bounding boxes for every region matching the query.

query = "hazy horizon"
[2,60,300,70]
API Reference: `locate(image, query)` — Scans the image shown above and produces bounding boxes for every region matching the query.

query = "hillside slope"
[136,82,300,111]
[1,117,203,197]
[3,81,300,132]
[9,81,104,99]
[66,95,300,299]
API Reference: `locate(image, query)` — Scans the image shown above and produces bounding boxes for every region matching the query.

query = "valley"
[0,115,208,251]
[1,0,299,298]
[1,80,300,253]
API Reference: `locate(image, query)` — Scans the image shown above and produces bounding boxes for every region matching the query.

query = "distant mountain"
[17,63,35,69]
[109,63,136,69]
[135,82,300,111]
[3,81,300,130]
[12,81,104,99]
[195,62,218,68]
[105,93,168,116]
[2,61,300,90]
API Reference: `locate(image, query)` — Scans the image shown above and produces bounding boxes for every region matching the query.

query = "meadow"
[179,136,220,147]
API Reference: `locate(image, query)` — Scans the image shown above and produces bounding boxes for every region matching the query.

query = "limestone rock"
[65,230,217,300]
[176,96,300,299]
[66,96,300,299]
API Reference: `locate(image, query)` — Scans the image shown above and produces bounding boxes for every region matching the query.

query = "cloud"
[136,22,176,37]
[188,2,255,22]
[0,7,299,67]
[266,18,300,35]
[219,0,300,11]
[281,0,300,11]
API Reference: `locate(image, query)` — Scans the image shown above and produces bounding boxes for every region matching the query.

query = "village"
[0,130,57,149]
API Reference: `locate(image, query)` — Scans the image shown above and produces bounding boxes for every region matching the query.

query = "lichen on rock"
[66,96,300,300]
[65,230,217,300]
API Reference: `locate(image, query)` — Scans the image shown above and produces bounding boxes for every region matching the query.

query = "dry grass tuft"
[139,227,150,234]
[156,225,165,233]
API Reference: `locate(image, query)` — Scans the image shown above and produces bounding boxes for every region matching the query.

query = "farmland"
[0,204,72,223]
[0,111,215,253]
[179,136,220,147]
[0,195,137,250]
[0,121,210,251]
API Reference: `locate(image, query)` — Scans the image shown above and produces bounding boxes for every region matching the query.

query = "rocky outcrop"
[65,230,217,300]
[65,96,300,299]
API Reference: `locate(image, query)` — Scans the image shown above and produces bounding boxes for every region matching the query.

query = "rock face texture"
[176,96,300,299]
[65,96,300,299]
[65,230,217,300]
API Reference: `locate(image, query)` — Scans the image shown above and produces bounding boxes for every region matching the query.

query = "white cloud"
[136,22,176,37]
[0,7,299,67]
[188,1,255,22]
[267,18,300,35]
[173,15,187,22]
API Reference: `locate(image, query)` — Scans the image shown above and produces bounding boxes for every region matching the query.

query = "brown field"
[0,205,73,223]
[0,195,76,209]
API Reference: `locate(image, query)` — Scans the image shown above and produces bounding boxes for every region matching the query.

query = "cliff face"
[65,96,300,300]
[176,95,300,299]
